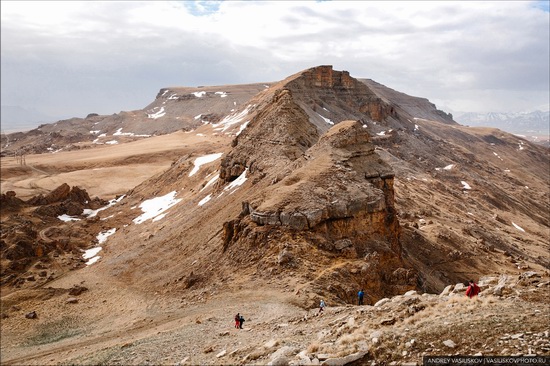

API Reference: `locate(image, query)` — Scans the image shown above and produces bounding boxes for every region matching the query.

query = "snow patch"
[113,128,151,137]
[192,91,206,98]
[97,228,116,244]
[58,214,80,222]
[461,181,471,190]
[83,247,102,260]
[213,105,253,132]
[83,195,125,218]
[133,191,182,224]
[189,153,223,177]
[147,107,166,119]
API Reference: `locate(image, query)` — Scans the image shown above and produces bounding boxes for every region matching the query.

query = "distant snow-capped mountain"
[454,110,549,136]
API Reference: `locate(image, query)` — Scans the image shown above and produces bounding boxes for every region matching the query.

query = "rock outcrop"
[220,88,416,301]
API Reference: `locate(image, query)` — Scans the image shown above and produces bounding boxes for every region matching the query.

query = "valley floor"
[1,269,549,365]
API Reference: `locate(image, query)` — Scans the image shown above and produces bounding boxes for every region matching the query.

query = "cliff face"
[284,65,399,128]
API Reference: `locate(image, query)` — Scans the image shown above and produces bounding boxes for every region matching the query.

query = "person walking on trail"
[465,279,480,299]
[234,313,240,329]
[358,289,365,305]
[239,314,245,329]
[318,299,326,315]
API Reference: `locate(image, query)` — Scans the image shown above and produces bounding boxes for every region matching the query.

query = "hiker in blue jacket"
[358,289,365,305]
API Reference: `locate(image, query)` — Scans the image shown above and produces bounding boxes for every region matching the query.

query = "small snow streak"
[198,194,212,206]
[236,121,249,136]
[461,181,471,190]
[83,195,125,218]
[200,174,219,192]
[86,256,101,265]
[224,169,248,194]
[58,214,80,222]
[512,222,525,232]
[317,113,334,125]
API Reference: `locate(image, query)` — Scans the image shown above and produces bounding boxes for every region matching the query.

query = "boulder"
[321,350,368,366]
[374,298,390,307]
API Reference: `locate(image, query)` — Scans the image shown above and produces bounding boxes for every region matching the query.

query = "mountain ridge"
[1,65,548,365]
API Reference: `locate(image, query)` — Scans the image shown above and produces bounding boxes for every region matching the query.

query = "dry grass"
[307,342,321,353]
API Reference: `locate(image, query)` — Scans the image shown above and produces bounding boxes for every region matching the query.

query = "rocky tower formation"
[221,93,415,300]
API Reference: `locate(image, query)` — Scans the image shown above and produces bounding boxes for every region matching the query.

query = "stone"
[25,311,37,319]
[269,356,290,366]
[68,285,88,296]
[278,249,293,265]
[453,283,465,293]
[443,340,456,348]
[265,339,279,348]
[379,317,396,326]
[269,346,298,365]
[404,290,417,296]
[370,331,382,339]
[374,298,390,307]
[66,297,79,304]
[321,351,368,366]
[216,350,227,358]
[440,285,453,296]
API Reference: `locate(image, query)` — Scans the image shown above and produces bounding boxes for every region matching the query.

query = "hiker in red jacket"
[234,313,240,329]
[465,279,480,298]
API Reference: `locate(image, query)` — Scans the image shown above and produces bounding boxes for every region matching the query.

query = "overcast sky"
[1,1,549,121]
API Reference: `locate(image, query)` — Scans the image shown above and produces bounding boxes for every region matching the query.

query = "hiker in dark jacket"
[239,314,245,329]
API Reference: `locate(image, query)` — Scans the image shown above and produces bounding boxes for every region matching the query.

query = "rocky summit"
[1,65,548,365]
